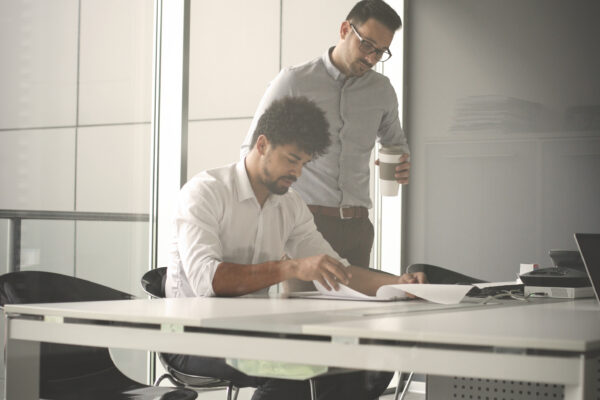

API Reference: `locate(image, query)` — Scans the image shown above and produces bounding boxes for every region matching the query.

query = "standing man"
[166,96,425,400]
[241,0,409,269]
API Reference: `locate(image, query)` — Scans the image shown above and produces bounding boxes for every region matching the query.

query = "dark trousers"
[162,353,393,400]
[311,214,374,268]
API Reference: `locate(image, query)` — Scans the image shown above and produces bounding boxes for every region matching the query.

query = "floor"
[0,380,426,400]
[0,372,426,399]
[193,378,426,400]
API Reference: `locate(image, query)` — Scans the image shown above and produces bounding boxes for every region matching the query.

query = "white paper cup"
[379,146,406,196]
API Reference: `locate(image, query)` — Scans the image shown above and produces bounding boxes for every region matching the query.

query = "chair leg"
[394,371,414,400]
[226,382,240,400]
[154,373,183,387]
[226,383,233,400]
[309,379,317,400]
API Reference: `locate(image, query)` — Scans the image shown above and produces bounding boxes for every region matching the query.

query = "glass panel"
[0,0,154,388]
[76,220,149,296]
[20,220,75,275]
[0,0,78,129]
[0,129,76,211]
[76,125,151,213]
[78,0,153,125]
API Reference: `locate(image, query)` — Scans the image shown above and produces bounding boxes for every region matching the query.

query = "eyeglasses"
[349,23,392,62]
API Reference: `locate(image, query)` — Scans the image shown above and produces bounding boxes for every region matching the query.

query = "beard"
[262,166,297,195]
[351,59,373,76]
[264,175,297,195]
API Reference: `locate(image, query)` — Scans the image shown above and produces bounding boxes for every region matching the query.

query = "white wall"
[186,0,359,178]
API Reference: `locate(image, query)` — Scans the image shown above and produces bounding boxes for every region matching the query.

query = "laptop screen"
[574,233,600,303]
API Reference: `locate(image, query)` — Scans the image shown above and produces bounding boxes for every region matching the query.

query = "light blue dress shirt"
[241,48,409,209]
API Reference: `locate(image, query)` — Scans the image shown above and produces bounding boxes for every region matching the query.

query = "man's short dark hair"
[346,0,402,32]
[250,96,331,158]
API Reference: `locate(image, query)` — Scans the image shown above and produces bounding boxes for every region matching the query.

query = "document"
[308,281,473,305]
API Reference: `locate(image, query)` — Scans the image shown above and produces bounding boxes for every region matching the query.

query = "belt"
[308,205,369,220]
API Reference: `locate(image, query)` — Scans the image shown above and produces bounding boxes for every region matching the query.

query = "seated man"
[165,96,426,400]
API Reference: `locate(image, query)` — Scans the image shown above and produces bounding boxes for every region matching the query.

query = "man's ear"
[256,134,269,156]
[340,20,351,39]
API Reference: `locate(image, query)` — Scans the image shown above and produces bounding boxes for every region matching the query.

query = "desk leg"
[4,334,40,400]
[563,354,599,400]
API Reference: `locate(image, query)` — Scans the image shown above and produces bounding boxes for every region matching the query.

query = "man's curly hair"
[250,96,331,158]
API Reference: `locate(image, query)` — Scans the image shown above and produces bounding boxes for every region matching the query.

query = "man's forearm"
[211,254,354,296]
[346,265,398,296]
[212,261,292,296]
[346,266,427,296]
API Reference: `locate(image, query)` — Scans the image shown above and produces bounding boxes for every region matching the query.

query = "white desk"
[4,297,600,399]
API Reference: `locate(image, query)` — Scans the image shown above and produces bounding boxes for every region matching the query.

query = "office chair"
[406,263,487,285]
[0,270,198,400]
[141,267,241,400]
[142,267,332,400]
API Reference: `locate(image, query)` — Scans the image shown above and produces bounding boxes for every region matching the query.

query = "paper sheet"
[385,284,472,305]
[313,281,472,305]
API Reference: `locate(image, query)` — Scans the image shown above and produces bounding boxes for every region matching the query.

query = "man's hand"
[284,254,352,291]
[374,154,411,184]
[394,154,410,184]
[396,271,427,298]
[397,271,427,284]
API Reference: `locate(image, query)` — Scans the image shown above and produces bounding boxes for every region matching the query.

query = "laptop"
[574,233,600,303]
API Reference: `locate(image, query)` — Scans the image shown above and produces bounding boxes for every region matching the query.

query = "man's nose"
[292,164,303,178]
[365,52,379,65]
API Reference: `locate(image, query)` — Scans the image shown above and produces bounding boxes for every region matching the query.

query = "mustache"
[360,59,373,68]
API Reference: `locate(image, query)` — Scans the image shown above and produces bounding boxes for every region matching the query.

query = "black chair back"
[141,267,168,298]
[406,263,487,284]
[0,270,197,400]
[0,270,134,305]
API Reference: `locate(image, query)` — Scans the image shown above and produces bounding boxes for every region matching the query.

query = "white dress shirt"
[165,160,348,298]
[241,48,409,209]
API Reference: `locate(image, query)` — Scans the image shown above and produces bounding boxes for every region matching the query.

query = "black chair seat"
[407,263,488,284]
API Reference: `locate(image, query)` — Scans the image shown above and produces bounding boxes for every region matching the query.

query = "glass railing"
[0,209,149,273]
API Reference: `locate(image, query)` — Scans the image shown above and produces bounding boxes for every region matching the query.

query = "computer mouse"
[519,267,591,287]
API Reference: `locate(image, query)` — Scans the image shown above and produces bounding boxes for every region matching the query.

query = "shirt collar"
[322,47,346,82]
[235,159,282,207]
[235,159,255,202]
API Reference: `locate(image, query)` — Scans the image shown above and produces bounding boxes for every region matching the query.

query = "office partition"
[403,0,600,280]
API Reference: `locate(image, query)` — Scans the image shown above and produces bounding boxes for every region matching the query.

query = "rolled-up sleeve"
[174,179,226,297]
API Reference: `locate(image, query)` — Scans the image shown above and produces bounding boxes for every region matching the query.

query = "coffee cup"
[379,146,406,196]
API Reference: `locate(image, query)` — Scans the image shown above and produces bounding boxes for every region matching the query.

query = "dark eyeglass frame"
[349,23,392,62]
